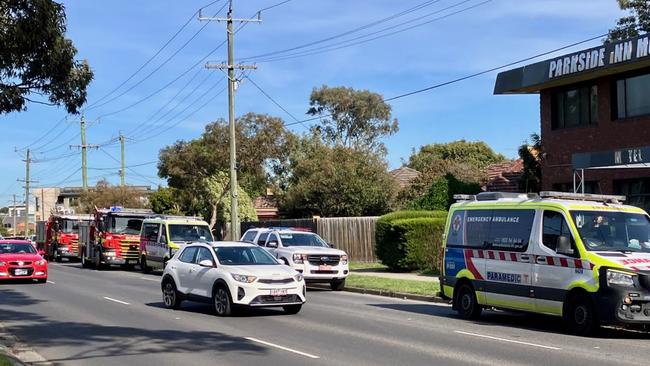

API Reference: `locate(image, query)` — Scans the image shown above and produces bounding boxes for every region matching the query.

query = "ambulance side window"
[542,211,576,254]
[464,210,492,248]
[143,223,159,241]
[487,209,535,252]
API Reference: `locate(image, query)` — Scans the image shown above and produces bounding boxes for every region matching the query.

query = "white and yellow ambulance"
[441,191,650,335]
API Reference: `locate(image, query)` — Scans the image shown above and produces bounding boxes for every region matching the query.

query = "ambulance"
[441,191,650,335]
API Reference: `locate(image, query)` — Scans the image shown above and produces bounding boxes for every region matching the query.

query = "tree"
[149,187,183,215]
[203,171,258,230]
[518,133,542,193]
[282,136,397,217]
[78,180,148,212]
[1,0,93,114]
[307,85,398,153]
[608,0,650,41]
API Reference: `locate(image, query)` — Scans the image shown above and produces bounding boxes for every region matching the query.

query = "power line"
[19,116,67,151]
[85,0,225,109]
[284,31,612,127]
[100,149,159,186]
[88,161,157,171]
[245,76,308,129]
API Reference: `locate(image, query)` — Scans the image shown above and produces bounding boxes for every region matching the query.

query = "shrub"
[409,173,481,211]
[375,210,448,272]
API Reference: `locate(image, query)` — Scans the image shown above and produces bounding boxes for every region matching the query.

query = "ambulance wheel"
[564,293,599,336]
[455,283,482,320]
[141,256,152,274]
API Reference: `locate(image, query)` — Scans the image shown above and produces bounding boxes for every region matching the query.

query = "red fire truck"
[35,214,92,262]
[79,207,153,269]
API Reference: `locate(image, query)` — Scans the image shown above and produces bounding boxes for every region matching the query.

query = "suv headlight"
[0,261,5,267]
[293,253,305,264]
[231,273,257,283]
[607,269,636,287]
[294,274,304,282]
[341,255,348,265]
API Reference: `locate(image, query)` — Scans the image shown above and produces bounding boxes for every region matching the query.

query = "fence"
[241,216,379,262]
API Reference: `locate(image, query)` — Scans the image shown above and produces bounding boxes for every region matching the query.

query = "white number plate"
[15,269,28,276]
[319,265,332,271]
[270,289,287,296]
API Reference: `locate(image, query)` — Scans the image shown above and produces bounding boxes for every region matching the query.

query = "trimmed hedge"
[410,173,481,211]
[376,210,447,272]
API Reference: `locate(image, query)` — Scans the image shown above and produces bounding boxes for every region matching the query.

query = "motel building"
[495,34,650,211]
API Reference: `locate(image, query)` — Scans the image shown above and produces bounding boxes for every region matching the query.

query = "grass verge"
[0,354,13,366]
[345,274,440,297]
[349,261,388,271]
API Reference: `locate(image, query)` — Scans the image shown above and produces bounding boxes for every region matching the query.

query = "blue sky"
[0,0,623,204]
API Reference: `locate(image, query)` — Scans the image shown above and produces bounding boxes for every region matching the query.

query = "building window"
[552,85,598,129]
[614,178,650,212]
[616,72,650,119]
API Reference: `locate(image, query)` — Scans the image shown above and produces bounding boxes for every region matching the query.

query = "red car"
[0,240,48,283]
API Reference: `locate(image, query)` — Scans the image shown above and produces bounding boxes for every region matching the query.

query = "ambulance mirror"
[556,235,574,256]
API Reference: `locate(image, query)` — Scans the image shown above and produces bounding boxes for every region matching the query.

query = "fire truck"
[79,207,153,269]
[35,214,92,262]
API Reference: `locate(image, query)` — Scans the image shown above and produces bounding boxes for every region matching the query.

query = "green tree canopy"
[78,180,147,213]
[518,133,542,193]
[307,85,398,153]
[149,187,183,215]
[1,0,93,114]
[608,0,650,41]
[282,136,397,217]
[407,140,506,173]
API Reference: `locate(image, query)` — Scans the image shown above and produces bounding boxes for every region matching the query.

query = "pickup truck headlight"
[231,273,257,283]
[341,255,348,265]
[294,274,303,282]
[292,253,306,264]
[607,269,636,288]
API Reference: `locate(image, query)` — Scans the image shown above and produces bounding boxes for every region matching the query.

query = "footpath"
[0,322,50,366]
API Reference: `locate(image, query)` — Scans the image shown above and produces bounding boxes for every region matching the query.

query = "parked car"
[241,228,349,290]
[161,241,306,316]
[0,240,48,283]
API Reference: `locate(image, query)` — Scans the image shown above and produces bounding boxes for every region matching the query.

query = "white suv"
[161,241,306,316]
[241,228,349,291]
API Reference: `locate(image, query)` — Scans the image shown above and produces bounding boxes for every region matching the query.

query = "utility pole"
[41,188,45,220]
[70,115,99,190]
[200,0,259,240]
[119,133,126,186]
[17,149,37,236]
[12,194,16,236]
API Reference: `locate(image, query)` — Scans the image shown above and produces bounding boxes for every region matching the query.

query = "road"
[1,263,650,366]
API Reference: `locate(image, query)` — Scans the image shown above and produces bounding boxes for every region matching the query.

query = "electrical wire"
[245,76,308,129]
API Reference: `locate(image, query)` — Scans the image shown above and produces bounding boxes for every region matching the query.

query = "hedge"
[375,210,448,272]
[410,173,481,211]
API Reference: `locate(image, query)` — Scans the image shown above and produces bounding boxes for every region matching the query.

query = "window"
[169,224,212,242]
[464,210,492,248]
[487,210,535,251]
[195,247,214,265]
[267,234,279,246]
[552,84,598,129]
[160,225,168,243]
[214,246,279,265]
[552,182,600,194]
[142,223,159,241]
[616,72,650,119]
[278,233,327,247]
[179,247,198,263]
[542,211,575,252]
[241,230,257,243]
[614,178,650,212]
[257,232,269,246]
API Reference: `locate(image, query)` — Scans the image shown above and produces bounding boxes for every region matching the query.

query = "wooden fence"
[241,216,379,262]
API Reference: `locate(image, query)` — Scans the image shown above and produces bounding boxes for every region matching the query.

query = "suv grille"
[307,255,340,266]
[258,278,294,284]
[250,294,301,305]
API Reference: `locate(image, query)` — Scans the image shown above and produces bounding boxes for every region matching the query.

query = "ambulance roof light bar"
[453,192,539,202]
[539,191,626,203]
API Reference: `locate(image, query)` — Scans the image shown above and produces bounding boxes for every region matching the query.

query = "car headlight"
[0,261,5,267]
[293,253,305,264]
[341,254,348,265]
[607,269,636,287]
[35,260,46,266]
[231,273,257,283]
[294,274,303,282]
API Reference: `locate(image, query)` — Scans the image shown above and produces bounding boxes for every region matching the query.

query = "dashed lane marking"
[103,296,130,305]
[46,280,55,284]
[244,337,320,359]
[454,330,561,350]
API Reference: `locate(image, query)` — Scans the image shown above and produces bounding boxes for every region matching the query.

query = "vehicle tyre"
[54,253,62,263]
[563,293,599,336]
[162,279,182,310]
[454,283,482,319]
[283,304,302,314]
[141,256,151,274]
[81,251,91,268]
[330,279,345,291]
[213,286,233,316]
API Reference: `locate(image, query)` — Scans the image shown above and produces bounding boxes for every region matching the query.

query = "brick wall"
[540,74,650,194]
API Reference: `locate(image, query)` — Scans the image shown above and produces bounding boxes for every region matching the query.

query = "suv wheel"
[162,280,182,309]
[330,279,345,291]
[213,286,233,316]
[563,293,599,336]
[283,304,302,314]
[455,283,482,319]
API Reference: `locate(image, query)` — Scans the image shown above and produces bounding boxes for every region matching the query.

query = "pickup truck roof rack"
[148,215,205,221]
[539,191,626,203]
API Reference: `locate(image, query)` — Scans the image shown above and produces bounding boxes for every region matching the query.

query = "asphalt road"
[1,263,650,366]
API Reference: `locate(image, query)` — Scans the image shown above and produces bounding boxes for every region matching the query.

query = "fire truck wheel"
[81,252,91,268]
[162,280,182,310]
[54,254,62,263]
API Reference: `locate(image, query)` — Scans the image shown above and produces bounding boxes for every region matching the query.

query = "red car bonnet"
[0,253,43,262]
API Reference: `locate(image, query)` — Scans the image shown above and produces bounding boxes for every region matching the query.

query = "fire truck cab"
[36,214,92,262]
[80,207,153,269]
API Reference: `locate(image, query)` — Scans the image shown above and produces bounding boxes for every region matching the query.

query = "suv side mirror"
[327,242,336,248]
[267,241,278,248]
[556,235,574,256]
[198,259,214,268]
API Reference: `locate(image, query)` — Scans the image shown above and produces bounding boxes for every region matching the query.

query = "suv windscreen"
[110,216,144,235]
[214,246,279,265]
[169,224,213,242]
[572,210,650,252]
[278,233,327,247]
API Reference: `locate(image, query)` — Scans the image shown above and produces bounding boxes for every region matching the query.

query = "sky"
[0,0,624,205]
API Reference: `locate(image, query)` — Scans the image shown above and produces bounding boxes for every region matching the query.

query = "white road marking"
[46,280,55,284]
[244,337,320,359]
[139,277,159,282]
[103,296,130,305]
[454,331,561,350]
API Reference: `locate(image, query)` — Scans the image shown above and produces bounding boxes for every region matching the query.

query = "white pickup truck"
[240,228,349,290]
